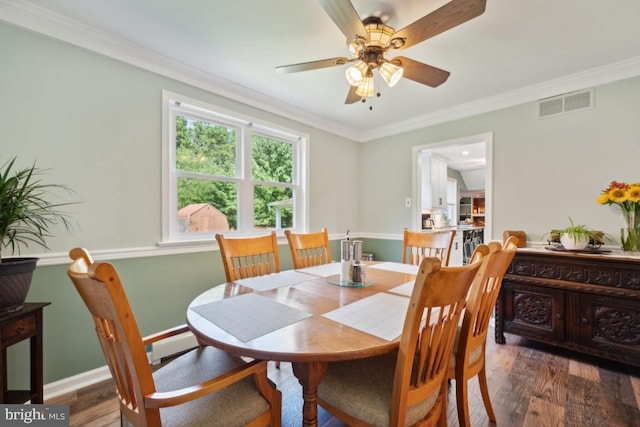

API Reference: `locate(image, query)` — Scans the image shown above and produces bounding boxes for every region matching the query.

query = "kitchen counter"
[420,225,484,233]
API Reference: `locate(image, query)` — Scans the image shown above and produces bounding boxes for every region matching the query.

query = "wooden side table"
[0,302,50,404]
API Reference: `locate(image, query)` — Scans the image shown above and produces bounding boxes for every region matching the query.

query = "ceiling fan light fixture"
[389,38,406,49]
[348,42,358,57]
[363,18,395,48]
[346,37,366,57]
[345,61,369,86]
[355,70,374,98]
[379,60,403,87]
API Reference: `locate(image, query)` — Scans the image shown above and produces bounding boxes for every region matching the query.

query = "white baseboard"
[45,332,198,400]
[151,331,198,365]
[44,364,112,400]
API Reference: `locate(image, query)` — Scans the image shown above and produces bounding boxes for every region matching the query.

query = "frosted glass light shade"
[347,41,361,57]
[355,73,374,98]
[345,62,369,86]
[379,60,403,87]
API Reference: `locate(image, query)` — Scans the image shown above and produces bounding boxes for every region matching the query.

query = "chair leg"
[455,376,471,427]
[478,365,496,422]
[438,381,448,427]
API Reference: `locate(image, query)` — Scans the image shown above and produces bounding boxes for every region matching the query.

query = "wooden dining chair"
[502,230,526,247]
[402,227,456,266]
[284,228,331,269]
[446,236,519,427]
[67,247,282,427]
[317,254,485,426]
[215,231,280,282]
[215,231,283,368]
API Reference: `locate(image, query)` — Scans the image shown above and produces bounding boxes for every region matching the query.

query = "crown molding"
[2,1,640,143]
[0,0,359,140]
[359,55,640,141]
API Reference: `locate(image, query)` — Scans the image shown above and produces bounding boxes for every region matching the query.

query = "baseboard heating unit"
[150,331,198,365]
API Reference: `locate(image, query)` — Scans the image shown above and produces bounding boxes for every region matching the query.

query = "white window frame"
[161,90,309,244]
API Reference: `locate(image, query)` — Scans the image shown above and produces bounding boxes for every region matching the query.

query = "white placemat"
[369,262,419,275]
[387,281,415,297]
[235,269,314,291]
[295,262,342,277]
[190,293,312,342]
[322,293,410,341]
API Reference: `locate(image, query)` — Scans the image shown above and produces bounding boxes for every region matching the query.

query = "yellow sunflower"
[596,193,610,204]
[627,186,640,203]
[609,187,628,203]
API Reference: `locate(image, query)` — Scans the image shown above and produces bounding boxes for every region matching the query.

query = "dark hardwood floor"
[47,331,640,426]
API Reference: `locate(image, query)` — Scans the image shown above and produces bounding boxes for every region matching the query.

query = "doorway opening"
[411,132,493,240]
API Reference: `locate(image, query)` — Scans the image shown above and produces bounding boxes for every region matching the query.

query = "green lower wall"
[361,238,403,263]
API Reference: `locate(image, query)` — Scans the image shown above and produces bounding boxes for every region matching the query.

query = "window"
[162,91,308,243]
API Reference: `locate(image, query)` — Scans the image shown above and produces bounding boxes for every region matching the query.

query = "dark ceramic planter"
[0,257,38,314]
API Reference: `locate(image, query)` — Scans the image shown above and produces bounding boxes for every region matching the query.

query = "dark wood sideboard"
[495,249,640,368]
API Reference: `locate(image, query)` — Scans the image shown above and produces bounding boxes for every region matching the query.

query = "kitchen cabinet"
[459,193,485,225]
[459,196,472,222]
[449,232,463,266]
[421,154,447,210]
[495,249,640,368]
[472,196,485,225]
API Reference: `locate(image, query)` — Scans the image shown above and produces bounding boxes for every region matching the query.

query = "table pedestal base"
[292,361,328,427]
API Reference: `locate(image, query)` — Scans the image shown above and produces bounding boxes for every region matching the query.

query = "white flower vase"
[560,234,589,250]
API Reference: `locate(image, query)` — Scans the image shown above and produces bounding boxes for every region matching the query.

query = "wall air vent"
[538,88,594,118]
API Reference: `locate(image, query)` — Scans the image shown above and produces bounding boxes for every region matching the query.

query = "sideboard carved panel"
[592,306,640,344]
[514,293,552,327]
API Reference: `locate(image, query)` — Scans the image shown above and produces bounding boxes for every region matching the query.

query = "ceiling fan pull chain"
[370,74,382,110]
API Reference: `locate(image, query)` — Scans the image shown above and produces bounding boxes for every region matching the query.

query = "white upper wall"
[359,76,640,244]
[0,22,360,259]
[2,21,639,256]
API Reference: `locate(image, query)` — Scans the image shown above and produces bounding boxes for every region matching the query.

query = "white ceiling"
[428,142,485,171]
[3,0,640,143]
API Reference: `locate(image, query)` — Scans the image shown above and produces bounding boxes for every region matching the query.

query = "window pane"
[164,93,307,242]
[254,185,293,229]
[176,116,237,177]
[252,135,292,183]
[177,177,237,232]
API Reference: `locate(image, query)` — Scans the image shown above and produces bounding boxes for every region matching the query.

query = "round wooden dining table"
[186,262,418,427]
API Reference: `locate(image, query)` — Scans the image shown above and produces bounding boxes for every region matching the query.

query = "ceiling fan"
[276,0,487,105]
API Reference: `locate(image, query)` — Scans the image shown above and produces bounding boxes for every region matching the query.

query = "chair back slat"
[231,253,276,278]
[285,228,331,269]
[216,232,280,281]
[403,228,456,266]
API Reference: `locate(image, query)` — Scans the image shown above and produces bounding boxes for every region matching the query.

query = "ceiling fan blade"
[344,85,361,104]
[395,56,450,87]
[393,0,486,50]
[319,0,368,42]
[276,57,351,73]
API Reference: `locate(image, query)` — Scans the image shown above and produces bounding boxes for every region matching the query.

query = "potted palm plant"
[0,157,75,313]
